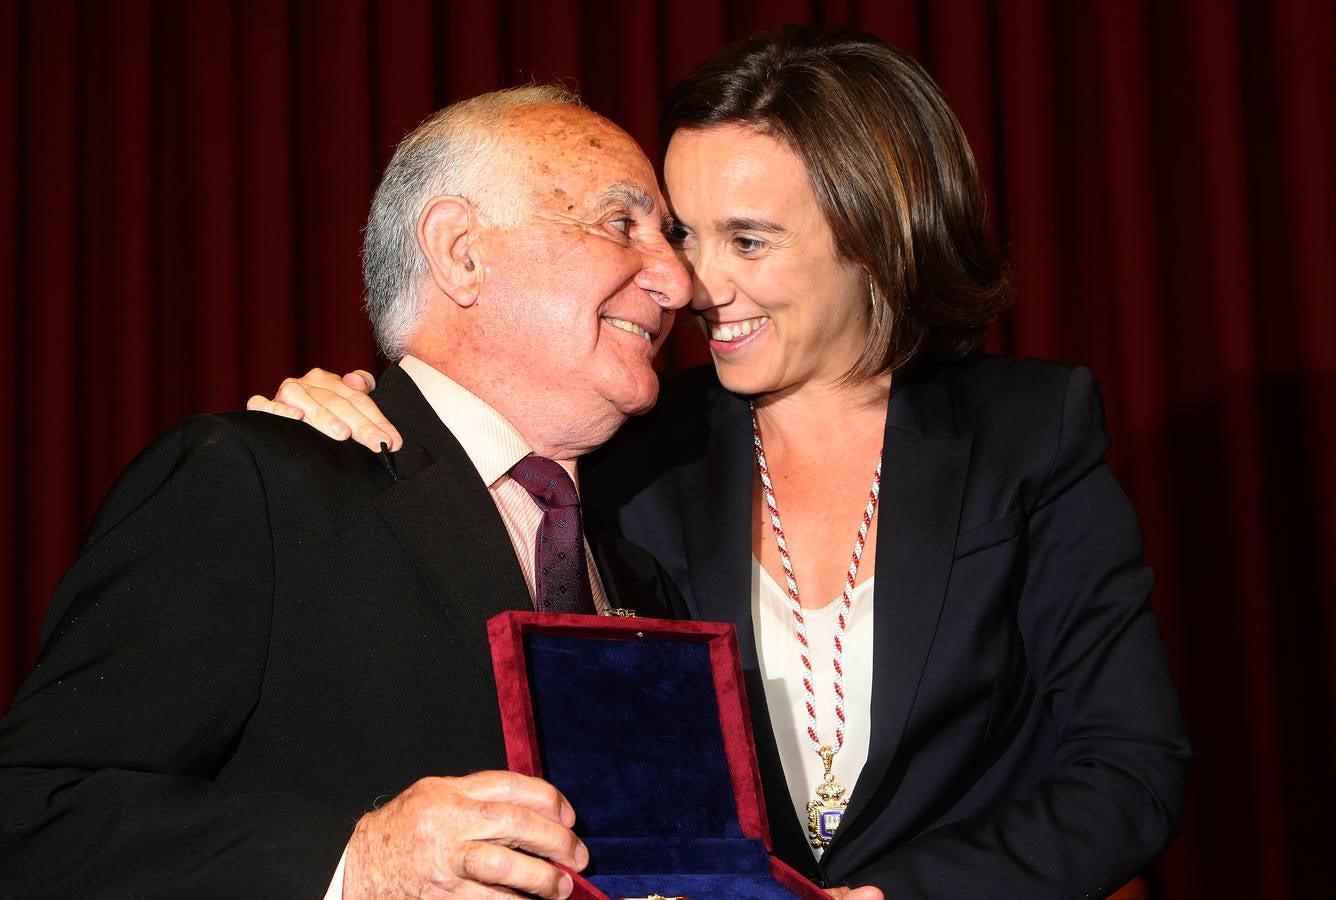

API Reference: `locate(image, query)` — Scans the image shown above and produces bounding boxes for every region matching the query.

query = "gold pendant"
[806,745,848,848]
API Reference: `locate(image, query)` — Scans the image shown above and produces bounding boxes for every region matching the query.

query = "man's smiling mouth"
[602,316,653,342]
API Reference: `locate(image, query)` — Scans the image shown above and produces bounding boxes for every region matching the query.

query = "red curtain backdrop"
[4,1,1333,897]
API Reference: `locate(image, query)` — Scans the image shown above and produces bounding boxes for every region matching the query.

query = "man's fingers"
[451,841,574,899]
[466,799,587,870]
[455,771,577,828]
[344,774,584,900]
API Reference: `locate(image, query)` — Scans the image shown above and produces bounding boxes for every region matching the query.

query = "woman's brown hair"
[663,26,1011,377]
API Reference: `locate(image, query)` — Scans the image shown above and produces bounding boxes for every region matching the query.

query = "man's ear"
[418,195,482,308]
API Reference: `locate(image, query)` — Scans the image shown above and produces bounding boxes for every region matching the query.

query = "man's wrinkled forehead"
[498,105,659,213]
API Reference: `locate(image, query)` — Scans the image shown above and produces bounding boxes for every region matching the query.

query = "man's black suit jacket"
[0,364,685,898]
[583,356,1191,899]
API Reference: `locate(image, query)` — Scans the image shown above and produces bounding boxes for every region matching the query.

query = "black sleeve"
[0,417,351,899]
[847,368,1191,898]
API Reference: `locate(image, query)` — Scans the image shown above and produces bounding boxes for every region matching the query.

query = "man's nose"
[637,241,691,311]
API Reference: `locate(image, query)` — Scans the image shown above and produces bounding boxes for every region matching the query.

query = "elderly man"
[0,86,690,898]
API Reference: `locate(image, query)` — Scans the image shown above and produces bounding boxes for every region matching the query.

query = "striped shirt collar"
[398,355,581,490]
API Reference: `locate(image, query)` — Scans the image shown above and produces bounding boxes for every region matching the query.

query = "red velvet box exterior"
[487,611,826,899]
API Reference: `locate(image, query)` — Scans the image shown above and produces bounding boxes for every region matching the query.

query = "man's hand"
[827,887,884,899]
[247,367,401,452]
[343,771,587,899]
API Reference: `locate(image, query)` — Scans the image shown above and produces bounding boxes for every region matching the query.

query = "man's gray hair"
[363,85,584,359]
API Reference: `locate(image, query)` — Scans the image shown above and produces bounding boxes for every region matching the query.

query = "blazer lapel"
[370,367,532,628]
[831,374,972,847]
[676,389,818,869]
[678,389,755,657]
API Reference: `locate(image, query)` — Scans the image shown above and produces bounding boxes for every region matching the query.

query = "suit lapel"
[831,374,972,847]
[370,367,532,627]
[587,529,676,620]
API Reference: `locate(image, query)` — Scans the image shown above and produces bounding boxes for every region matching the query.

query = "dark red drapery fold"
[5,2,1334,896]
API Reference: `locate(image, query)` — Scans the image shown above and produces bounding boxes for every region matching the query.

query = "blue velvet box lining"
[524,634,801,896]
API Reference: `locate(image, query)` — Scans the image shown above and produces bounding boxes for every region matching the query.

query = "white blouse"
[751,556,875,857]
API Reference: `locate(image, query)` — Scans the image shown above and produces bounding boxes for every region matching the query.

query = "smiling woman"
[248,26,1188,900]
[662,27,1011,383]
[665,124,875,399]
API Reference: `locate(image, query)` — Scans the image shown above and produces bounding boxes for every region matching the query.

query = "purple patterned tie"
[509,454,597,615]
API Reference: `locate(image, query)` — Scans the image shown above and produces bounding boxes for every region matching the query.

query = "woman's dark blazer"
[582,355,1191,899]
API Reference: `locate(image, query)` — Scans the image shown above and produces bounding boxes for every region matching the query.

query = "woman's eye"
[734,235,765,253]
[666,224,692,247]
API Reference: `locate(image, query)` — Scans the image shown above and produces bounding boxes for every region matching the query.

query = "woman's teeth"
[604,317,652,341]
[708,317,769,342]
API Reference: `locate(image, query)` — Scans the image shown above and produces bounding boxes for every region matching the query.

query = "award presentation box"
[487,611,827,899]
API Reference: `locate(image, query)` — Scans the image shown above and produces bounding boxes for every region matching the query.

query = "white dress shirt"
[752,556,875,859]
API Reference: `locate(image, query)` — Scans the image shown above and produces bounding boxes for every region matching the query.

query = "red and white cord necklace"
[750,402,882,849]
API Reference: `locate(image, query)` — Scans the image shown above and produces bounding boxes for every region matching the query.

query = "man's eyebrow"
[716,216,787,234]
[593,182,657,215]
